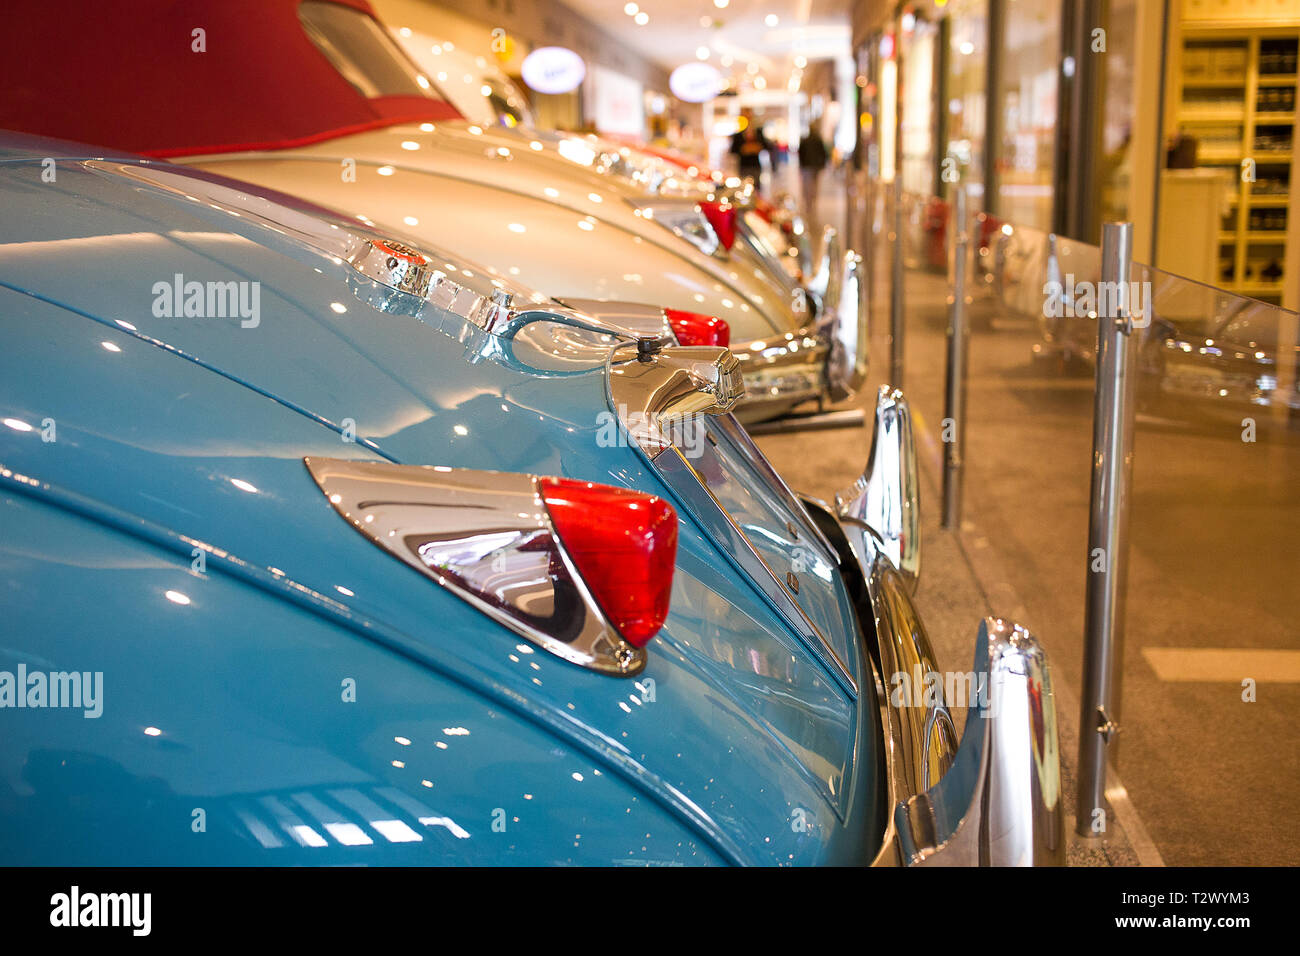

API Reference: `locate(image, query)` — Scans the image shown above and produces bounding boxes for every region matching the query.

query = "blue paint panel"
[0,140,885,863]
[0,494,725,866]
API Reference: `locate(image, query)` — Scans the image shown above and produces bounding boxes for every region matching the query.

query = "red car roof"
[0,0,461,157]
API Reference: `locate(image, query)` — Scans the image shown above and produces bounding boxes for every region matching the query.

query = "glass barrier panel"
[813,180,1299,863]
[1121,264,1298,864]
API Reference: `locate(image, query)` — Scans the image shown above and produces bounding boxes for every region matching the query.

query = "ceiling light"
[635,11,648,24]
[714,0,729,8]
[624,2,638,13]
[696,46,710,60]
[766,14,779,27]
[754,76,766,89]
[794,55,807,68]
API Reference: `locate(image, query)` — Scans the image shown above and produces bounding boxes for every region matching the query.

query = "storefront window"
[1099,0,1137,225]
[993,0,1061,231]
[943,0,988,206]
[900,19,939,195]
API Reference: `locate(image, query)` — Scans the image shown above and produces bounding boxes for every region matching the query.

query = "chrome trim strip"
[303,457,647,676]
[809,225,842,301]
[835,386,921,590]
[818,251,869,402]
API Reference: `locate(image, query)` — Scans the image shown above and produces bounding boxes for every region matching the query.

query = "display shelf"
[1181,109,1246,121]
[1176,28,1297,307]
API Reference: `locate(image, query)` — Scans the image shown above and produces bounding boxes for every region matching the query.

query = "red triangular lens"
[539,478,677,648]
[665,308,730,347]
[700,200,736,249]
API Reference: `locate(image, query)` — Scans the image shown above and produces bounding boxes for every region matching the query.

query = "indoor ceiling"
[561,0,853,90]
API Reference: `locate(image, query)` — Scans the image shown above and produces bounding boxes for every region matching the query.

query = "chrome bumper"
[894,618,1065,866]
[730,228,869,420]
[806,386,1065,866]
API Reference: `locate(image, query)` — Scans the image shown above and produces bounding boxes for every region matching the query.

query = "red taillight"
[700,200,736,249]
[539,478,677,648]
[665,308,730,348]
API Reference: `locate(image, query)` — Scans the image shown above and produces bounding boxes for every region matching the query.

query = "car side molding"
[836,385,921,590]
[808,224,842,301]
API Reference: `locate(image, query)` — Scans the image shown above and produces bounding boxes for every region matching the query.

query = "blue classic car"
[0,135,1063,865]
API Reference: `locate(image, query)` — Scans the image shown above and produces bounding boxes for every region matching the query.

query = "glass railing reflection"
[881,183,1299,864]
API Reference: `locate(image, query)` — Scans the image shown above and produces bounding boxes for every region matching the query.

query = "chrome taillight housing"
[630,199,730,258]
[304,458,677,676]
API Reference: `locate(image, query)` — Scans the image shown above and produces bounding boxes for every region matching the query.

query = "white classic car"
[391,25,815,284]
[2,0,867,420]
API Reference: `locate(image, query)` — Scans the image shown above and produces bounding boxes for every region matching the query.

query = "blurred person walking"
[798,125,829,222]
[730,109,771,193]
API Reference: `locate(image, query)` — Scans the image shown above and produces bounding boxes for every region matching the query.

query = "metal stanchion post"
[889,177,905,388]
[941,187,970,530]
[1076,221,1138,838]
